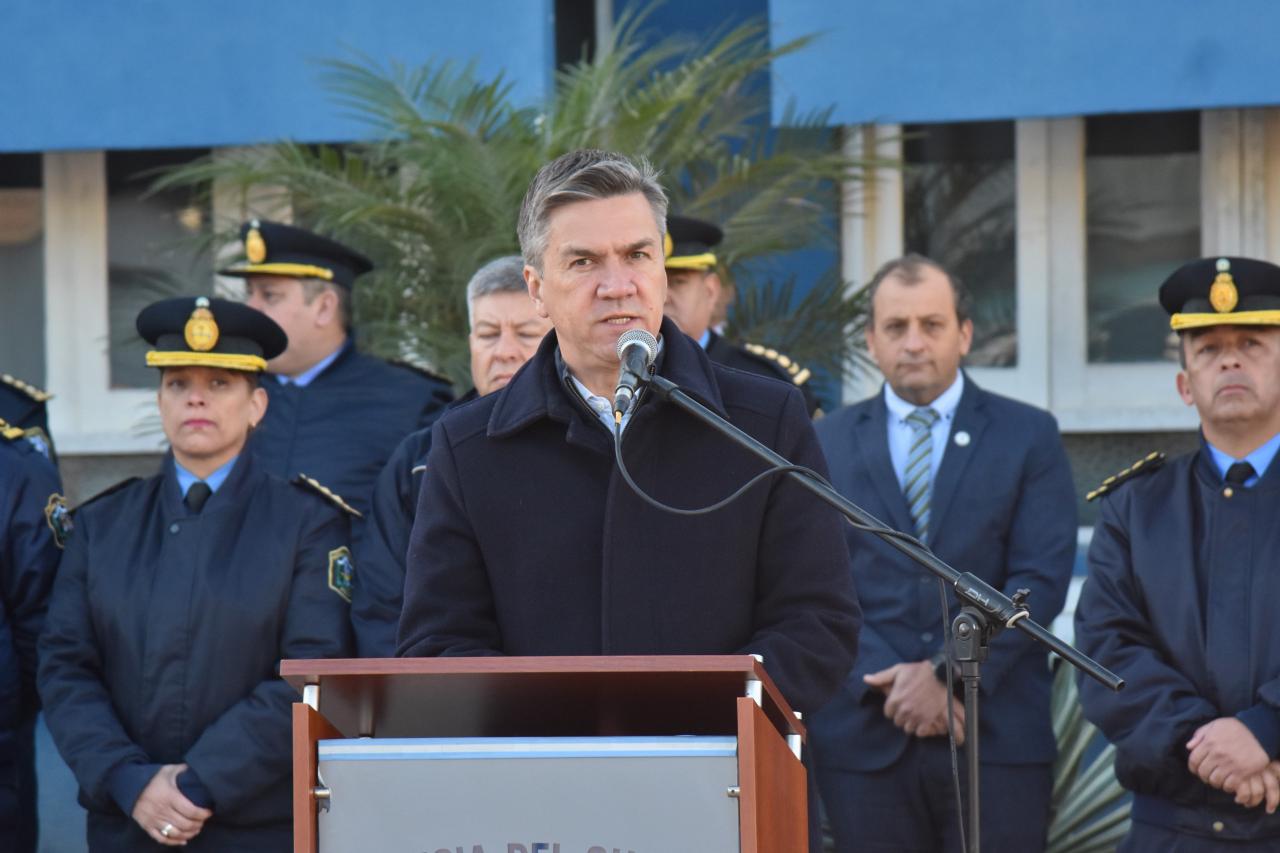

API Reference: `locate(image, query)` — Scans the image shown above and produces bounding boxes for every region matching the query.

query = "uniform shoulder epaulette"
[1,373,52,403]
[73,477,141,513]
[293,474,363,518]
[0,418,24,441]
[388,359,453,387]
[742,343,812,387]
[1086,451,1166,502]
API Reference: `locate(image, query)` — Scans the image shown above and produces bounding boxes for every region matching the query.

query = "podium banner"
[316,736,740,853]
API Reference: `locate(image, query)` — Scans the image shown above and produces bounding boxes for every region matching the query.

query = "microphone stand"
[640,373,1123,853]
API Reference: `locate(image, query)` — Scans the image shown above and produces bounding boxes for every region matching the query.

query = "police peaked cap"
[664,215,724,271]
[218,219,374,290]
[137,296,287,372]
[1160,256,1280,331]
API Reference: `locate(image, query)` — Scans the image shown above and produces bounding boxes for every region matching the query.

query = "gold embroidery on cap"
[245,223,267,264]
[184,297,219,352]
[1210,258,1239,314]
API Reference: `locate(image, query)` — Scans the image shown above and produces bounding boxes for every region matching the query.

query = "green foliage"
[1048,655,1131,853]
[155,10,871,388]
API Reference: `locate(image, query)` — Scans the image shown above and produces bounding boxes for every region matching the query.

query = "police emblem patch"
[44,493,73,548]
[327,546,355,603]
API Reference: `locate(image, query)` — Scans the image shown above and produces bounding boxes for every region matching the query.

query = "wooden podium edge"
[293,702,342,853]
[737,696,807,853]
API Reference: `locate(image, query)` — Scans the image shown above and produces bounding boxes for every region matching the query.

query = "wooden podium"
[281,655,808,852]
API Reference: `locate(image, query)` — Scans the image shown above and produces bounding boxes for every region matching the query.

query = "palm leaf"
[154,8,877,389]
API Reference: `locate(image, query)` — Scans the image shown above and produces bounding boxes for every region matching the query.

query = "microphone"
[613,329,658,419]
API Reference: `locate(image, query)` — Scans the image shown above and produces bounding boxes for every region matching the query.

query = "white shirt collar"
[883,371,965,423]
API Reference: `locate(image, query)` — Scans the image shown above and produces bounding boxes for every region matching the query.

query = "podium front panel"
[316,736,740,852]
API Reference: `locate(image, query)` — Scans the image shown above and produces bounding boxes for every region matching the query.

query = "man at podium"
[396,149,861,715]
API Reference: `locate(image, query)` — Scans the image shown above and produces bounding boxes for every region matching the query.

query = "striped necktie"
[903,407,941,540]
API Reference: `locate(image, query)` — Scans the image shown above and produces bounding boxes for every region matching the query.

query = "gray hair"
[865,253,972,326]
[517,148,668,272]
[465,255,529,328]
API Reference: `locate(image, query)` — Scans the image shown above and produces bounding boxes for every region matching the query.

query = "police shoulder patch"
[742,343,812,387]
[1,373,53,403]
[44,493,73,548]
[293,474,362,517]
[327,546,355,603]
[1086,451,1167,502]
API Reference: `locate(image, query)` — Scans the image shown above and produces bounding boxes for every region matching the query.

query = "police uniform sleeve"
[396,420,505,658]
[964,411,1076,694]
[353,435,421,657]
[2,451,61,714]
[1074,493,1219,773]
[739,386,862,713]
[182,504,354,812]
[38,511,155,812]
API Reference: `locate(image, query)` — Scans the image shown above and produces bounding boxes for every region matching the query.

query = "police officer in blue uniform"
[38,296,355,852]
[354,256,550,656]
[219,220,454,521]
[0,423,62,853]
[1,373,55,462]
[1076,256,1280,850]
[662,214,821,415]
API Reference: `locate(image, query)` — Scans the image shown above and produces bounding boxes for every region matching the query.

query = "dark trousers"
[1122,820,1280,852]
[815,737,1051,853]
[0,716,38,853]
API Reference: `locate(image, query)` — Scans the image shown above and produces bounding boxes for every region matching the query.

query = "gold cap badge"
[1210,257,1238,313]
[245,222,267,264]
[184,297,220,352]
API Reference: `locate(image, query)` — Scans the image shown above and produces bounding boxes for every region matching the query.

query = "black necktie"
[1225,461,1256,488]
[185,481,212,513]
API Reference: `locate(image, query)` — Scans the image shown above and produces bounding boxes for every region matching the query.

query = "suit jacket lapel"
[929,376,988,544]
[854,395,916,534]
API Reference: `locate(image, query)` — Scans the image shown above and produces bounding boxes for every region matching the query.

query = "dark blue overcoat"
[0,434,61,852]
[250,343,453,519]
[38,453,354,852]
[1075,447,1280,842]
[396,318,861,714]
[354,389,476,657]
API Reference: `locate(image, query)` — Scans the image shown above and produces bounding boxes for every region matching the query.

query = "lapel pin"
[954,430,971,447]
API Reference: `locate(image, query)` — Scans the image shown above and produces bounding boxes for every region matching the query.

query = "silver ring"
[160,823,175,838]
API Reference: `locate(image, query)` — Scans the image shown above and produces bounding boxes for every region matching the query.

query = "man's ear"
[1175,370,1195,407]
[525,265,550,319]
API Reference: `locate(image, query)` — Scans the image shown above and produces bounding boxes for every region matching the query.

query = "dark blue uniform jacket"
[38,453,353,852]
[396,318,861,714]
[0,437,61,852]
[251,343,453,518]
[354,388,477,657]
[808,378,1077,771]
[1076,446,1280,841]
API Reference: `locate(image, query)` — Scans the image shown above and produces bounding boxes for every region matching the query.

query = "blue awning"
[0,0,552,152]
[769,0,1280,125]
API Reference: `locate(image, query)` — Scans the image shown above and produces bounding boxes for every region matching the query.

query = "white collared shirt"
[883,372,965,490]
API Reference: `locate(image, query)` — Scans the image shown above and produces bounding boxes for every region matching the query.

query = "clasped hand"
[1187,718,1280,813]
[131,763,214,846]
[865,661,965,743]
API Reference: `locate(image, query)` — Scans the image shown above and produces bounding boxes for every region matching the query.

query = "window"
[1085,112,1200,363]
[107,148,211,388]
[903,121,1017,366]
[0,153,46,385]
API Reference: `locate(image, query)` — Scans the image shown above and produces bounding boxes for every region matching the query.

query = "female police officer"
[39,296,356,851]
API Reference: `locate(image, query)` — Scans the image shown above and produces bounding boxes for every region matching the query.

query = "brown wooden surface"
[737,696,807,853]
[292,703,341,853]
[280,655,805,743]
